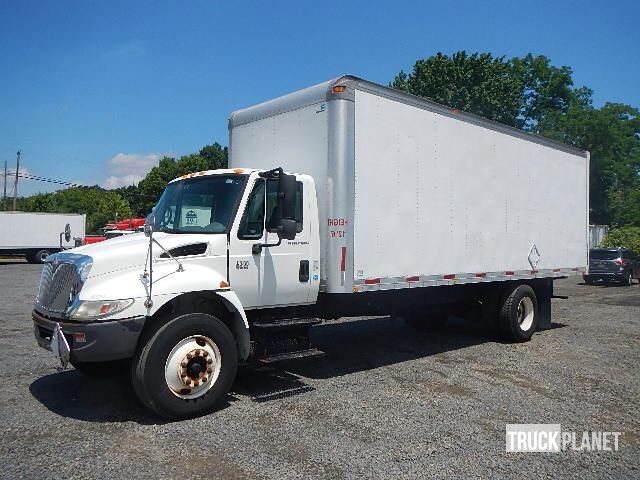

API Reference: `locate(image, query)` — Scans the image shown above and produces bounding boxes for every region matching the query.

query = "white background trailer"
[0,211,85,263]
[229,75,589,295]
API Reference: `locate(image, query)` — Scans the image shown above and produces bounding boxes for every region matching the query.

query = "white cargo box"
[229,76,589,294]
[0,211,86,250]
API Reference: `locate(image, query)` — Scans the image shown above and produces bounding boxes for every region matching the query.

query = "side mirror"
[278,172,297,220]
[276,173,297,241]
[64,223,71,242]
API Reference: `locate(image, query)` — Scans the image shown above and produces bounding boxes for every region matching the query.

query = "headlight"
[69,299,134,321]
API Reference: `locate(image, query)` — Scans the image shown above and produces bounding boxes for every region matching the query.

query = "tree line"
[15,143,228,233]
[12,51,640,240]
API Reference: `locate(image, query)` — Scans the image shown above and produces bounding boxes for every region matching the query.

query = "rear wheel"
[131,312,237,420]
[27,249,52,264]
[499,284,538,342]
[623,272,633,287]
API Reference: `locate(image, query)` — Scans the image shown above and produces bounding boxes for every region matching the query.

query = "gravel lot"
[1,259,639,479]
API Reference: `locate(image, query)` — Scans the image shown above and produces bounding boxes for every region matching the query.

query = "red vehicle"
[83,218,145,244]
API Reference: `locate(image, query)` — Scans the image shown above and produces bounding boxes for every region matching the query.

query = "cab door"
[259,177,312,307]
[230,176,312,309]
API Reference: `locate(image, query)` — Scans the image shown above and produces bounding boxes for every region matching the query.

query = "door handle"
[299,260,309,283]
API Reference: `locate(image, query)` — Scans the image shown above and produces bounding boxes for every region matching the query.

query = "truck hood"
[70,232,227,278]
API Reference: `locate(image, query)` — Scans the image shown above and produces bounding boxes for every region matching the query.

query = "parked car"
[584,248,639,286]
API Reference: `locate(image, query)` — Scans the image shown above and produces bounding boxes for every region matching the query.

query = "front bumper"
[32,309,146,363]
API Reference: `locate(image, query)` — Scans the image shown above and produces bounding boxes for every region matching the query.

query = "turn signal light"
[219,280,230,288]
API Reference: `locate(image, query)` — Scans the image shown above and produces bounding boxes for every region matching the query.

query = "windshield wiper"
[158,227,185,234]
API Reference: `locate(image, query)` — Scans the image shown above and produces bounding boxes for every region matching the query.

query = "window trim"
[236,178,304,241]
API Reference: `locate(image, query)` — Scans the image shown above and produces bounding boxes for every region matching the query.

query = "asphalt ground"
[1,258,638,479]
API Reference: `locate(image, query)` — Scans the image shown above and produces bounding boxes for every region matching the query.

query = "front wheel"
[499,284,538,342]
[131,313,238,420]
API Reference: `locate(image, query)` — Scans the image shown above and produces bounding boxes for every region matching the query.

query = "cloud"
[101,153,163,189]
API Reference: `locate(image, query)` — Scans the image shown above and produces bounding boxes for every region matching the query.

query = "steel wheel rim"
[164,335,222,400]
[517,297,535,331]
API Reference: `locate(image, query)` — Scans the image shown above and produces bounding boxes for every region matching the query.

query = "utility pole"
[2,160,7,211]
[13,150,20,211]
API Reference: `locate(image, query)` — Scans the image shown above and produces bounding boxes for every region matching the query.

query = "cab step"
[258,348,325,364]
[251,318,322,331]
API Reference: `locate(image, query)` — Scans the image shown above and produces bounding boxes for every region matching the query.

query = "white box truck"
[31,76,589,419]
[0,211,86,263]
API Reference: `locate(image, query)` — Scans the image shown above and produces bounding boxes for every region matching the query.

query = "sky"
[1,0,639,196]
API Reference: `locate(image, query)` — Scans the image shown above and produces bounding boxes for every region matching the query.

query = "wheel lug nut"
[193,380,199,387]
[202,351,209,357]
[206,358,213,364]
[207,367,212,374]
[187,353,193,359]
[181,360,188,368]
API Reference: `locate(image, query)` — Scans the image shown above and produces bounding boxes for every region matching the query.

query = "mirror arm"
[252,237,282,255]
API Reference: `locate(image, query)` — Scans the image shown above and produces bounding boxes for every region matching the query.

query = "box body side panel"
[353,89,588,281]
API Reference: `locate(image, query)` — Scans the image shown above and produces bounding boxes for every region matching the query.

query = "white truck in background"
[0,211,85,263]
[31,76,589,419]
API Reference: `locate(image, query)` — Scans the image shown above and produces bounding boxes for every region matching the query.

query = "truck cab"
[33,168,321,419]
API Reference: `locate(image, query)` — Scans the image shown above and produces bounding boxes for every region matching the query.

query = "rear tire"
[499,284,538,342]
[624,273,633,287]
[131,312,237,420]
[27,250,52,264]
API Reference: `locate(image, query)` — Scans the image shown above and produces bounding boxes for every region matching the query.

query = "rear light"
[615,258,627,266]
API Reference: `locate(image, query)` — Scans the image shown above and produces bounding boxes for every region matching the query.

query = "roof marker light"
[233,168,244,174]
[332,86,346,93]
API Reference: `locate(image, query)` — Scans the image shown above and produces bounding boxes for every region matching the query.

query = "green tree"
[199,142,228,170]
[391,51,523,127]
[602,227,640,257]
[135,143,230,215]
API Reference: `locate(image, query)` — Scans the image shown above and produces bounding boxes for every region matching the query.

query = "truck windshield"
[152,175,247,234]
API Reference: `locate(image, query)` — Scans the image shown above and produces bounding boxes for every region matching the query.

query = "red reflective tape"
[531,270,539,274]
[475,272,486,278]
[443,274,456,280]
[340,246,346,272]
[364,278,380,285]
[572,267,579,271]
[406,276,420,282]
[553,268,561,272]
[505,271,515,276]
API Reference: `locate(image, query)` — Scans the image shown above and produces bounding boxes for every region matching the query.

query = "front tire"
[131,313,238,420]
[499,284,538,342]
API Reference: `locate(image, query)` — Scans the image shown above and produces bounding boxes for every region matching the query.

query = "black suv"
[584,248,639,286]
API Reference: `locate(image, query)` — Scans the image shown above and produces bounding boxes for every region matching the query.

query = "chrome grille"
[36,262,80,314]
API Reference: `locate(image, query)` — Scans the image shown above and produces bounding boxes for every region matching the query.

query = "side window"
[237,181,266,240]
[265,179,303,233]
